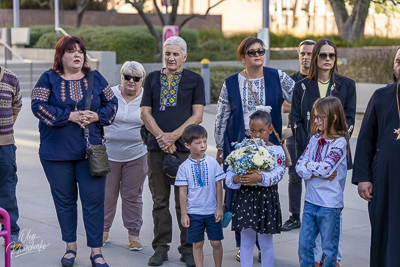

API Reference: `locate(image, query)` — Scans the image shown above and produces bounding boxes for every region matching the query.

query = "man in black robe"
[393,46,400,83]
[352,47,400,267]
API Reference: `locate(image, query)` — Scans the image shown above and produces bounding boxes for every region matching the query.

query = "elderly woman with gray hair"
[102,61,148,251]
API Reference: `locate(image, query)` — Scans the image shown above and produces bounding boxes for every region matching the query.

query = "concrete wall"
[0,9,221,31]
[3,47,121,86]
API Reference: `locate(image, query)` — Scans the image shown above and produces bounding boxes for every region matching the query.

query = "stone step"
[1,60,53,95]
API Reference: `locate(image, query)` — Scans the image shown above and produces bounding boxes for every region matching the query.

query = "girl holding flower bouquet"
[225,107,286,267]
[296,96,349,267]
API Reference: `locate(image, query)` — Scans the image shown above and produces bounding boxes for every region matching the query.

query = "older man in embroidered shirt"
[140,37,205,267]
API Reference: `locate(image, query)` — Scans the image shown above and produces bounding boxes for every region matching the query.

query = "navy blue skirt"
[232,185,282,234]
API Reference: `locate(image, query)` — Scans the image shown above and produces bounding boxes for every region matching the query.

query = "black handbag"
[140,124,149,145]
[84,71,111,176]
[163,152,183,185]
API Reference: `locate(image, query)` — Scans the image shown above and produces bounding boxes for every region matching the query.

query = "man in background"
[0,65,23,250]
[282,39,315,231]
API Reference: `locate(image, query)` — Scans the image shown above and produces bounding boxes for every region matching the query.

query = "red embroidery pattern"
[83,78,88,91]
[38,105,56,120]
[103,85,115,101]
[108,105,117,124]
[36,112,53,126]
[325,147,344,168]
[69,80,84,105]
[277,157,283,165]
[297,147,308,165]
[32,87,50,101]
[315,140,325,162]
[61,81,66,102]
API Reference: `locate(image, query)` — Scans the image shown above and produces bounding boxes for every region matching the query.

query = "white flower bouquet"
[225,138,275,175]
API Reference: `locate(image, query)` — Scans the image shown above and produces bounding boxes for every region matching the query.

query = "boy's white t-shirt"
[175,154,225,215]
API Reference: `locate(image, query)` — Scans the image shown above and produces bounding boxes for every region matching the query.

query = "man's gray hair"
[163,36,187,56]
[298,39,316,52]
[120,61,146,78]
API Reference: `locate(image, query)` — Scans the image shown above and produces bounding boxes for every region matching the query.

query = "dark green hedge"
[32,25,198,63]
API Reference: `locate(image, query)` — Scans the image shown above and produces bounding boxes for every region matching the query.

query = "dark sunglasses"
[124,75,141,82]
[246,48,266,57]
[318,53,336,60]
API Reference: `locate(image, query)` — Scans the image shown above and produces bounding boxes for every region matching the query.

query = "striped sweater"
[0,66,22,146]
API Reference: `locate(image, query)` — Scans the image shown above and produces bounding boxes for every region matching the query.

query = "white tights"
[240,228,274,267]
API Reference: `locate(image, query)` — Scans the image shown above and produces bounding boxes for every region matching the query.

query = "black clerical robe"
[352,82,400,267]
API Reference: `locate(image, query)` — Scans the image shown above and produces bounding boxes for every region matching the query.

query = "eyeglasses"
[124,75,141,82]
[246,48,266,57]
[318,53,336,60]
[313,115,326,122]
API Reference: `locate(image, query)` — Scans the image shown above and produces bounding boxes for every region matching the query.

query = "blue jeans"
[314,213,342,262]
[299,201,341,267]
[0,145,20,235]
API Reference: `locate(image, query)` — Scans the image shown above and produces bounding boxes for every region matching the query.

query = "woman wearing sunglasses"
[214,36,294,265]
[291,38,356,161]
[291,39,356,267]
[102,61,148,251]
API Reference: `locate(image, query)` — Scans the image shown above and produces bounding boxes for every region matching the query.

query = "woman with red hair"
[31,35,117,267]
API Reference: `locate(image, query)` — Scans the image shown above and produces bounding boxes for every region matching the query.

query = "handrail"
[55,27,100,70]
[0,38,33,89]
[55,27,69,37]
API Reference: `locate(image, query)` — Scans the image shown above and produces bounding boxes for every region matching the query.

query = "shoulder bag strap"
[243,71,283,145]
[84,71,95,144]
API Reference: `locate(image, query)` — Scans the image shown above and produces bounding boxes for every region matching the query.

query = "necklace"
[394,83,400,140]
[318,79,330,84]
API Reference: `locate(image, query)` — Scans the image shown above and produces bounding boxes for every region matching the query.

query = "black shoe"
[282,216,301,231]
[180,253,195,267]
[148,251,168,266]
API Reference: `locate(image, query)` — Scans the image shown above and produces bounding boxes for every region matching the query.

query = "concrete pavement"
[1,98,370,266]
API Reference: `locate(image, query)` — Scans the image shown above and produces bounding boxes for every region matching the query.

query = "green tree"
[327,0,400,41]
[125,0,226,59]
[373,1,400,37]
[328,0,371,42]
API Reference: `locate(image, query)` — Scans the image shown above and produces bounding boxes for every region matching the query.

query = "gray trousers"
[104,154,148,236]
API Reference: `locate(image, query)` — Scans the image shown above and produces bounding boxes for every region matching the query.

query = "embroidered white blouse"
[214,71,294,150]
[296,135,348,208]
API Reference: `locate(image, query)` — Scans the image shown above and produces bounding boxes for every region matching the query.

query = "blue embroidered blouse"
[31,70,117,161]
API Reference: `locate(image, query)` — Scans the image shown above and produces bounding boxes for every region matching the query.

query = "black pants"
[147,151,192,254]
[287,135,302,215]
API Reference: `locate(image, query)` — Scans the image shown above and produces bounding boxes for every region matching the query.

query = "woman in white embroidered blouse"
[213,36,294,259]
[214,37,294,163]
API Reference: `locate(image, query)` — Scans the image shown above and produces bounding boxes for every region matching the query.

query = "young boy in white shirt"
[175,124,225,267]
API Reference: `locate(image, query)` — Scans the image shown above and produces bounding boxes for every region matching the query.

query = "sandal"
[90,254,109,267]
[61,250,76,267]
